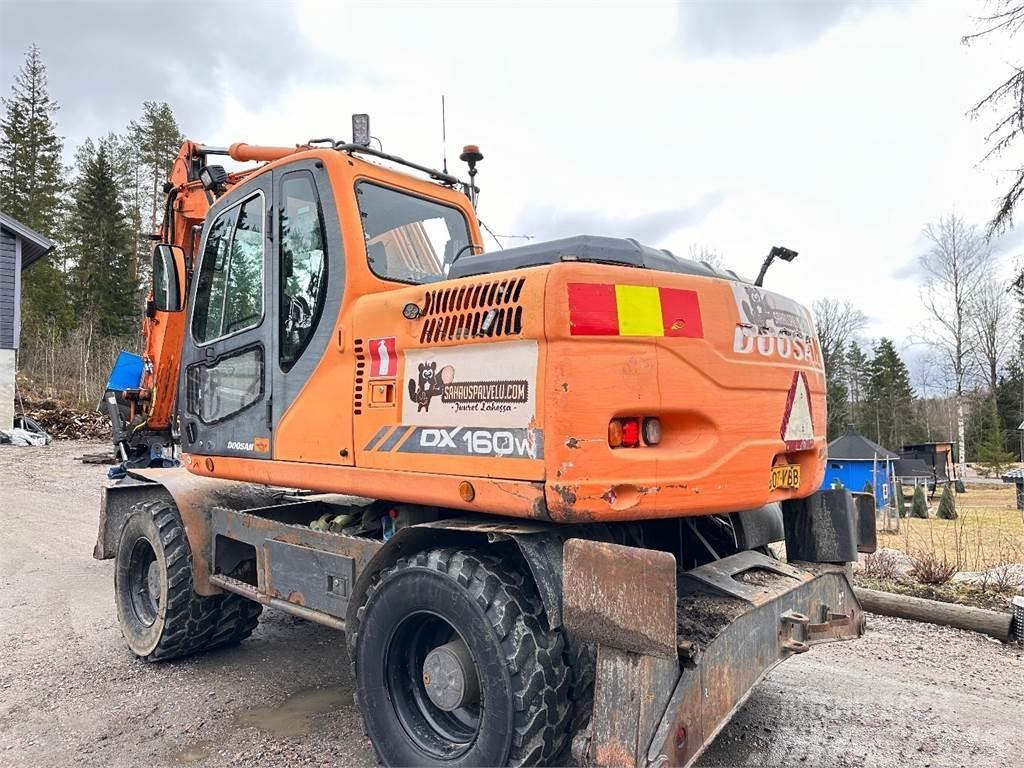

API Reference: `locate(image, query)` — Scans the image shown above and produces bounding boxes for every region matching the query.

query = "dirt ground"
[1,441,1022,768]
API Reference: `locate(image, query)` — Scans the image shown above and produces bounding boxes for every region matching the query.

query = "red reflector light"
[675,724,687,748]
[621,418,640,448]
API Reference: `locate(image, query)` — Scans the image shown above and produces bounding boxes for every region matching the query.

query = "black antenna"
[441,95,448,175]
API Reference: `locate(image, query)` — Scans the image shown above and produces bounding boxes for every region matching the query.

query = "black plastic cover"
[782,489,859,564]
[448,235,744,282]
[851,492,878,554]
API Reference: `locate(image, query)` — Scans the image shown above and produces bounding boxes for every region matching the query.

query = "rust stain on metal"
[563,539,677,657]
[552,484,577,508]
[127,467,280,595]
[530,496,550,520]
[594,741,634,768]
[601,484,658,512]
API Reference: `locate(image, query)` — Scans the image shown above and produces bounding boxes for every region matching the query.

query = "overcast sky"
[2,0,1022,356]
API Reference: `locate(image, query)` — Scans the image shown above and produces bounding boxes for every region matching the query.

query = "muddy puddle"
[171,742,211,763]
[235,686,353,738]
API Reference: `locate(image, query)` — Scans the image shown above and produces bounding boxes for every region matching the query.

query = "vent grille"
[419,277,526,344]
[353,339,365,415]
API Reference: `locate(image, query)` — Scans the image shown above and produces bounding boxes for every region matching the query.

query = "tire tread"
[120,500,262,662]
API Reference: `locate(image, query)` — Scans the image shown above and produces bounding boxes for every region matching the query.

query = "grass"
[878,484,1023,571]
[854,574,1014,612]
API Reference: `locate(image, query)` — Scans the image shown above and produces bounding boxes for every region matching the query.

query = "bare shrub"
[862,549,903,581]
[988,537,1024,594]
[910,549,960,585]
[17,320,139,409]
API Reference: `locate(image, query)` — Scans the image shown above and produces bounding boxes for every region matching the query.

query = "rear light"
[642,417,662,445]
[608,420,623,448]
[620,418,641,447]
[609,417,659,448]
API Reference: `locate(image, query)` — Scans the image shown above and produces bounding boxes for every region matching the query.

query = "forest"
[2,43,1023,468]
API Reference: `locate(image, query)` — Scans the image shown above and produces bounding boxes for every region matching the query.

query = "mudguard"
[563,540,864,768]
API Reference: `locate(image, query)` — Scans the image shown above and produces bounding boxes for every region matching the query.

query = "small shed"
[821,428,898,509]
[893,458,934,488]
[0,211,54,430]
[901,442,958,486]
[1003,467,1024,511]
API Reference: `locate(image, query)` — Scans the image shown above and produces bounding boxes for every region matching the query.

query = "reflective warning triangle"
[781,371,814,450]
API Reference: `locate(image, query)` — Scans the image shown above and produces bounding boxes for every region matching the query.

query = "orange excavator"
[94,116,872,767]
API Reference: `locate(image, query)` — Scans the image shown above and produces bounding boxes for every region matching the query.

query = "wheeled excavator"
[94,116,873,767]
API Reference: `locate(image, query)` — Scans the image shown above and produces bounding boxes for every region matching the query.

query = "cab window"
[279,171,328,370]
[192,193,265,344]
[355,181,471,285]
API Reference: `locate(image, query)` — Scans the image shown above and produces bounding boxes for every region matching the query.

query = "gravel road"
[1,441,1022,767]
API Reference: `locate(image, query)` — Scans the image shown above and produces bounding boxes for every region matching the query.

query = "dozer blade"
[563,539,864,768]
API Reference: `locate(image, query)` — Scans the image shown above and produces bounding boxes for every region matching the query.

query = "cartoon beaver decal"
[408,362,455,412]
[740,286,773,327]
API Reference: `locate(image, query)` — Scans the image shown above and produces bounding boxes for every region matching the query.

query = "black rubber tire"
[352,548,571,767]
[564,634,596,739]
[114,499,262,661]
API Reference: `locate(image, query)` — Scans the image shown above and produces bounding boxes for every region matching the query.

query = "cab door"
[268,160,354,465]
[179,175,274,460]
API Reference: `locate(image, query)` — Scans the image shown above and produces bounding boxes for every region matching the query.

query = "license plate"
[769,464,801,492]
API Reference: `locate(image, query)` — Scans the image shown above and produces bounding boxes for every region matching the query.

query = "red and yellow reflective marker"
[567,283,704,338]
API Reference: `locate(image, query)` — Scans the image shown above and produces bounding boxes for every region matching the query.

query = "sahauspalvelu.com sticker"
[395,340,542,459]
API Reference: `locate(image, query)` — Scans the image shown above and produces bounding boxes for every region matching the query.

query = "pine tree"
[936,483,958,520]
[896,483,909,518]
[0,44,72,334]
[864,338,921,450]
[68,138,137,337]
[124,103,183,292]
[974,398,1016,474]
[128,102,182,248]
[846,341,869,432]
[911,484,929,518]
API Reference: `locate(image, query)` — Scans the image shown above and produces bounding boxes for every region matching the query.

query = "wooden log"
[855,587,1013,642]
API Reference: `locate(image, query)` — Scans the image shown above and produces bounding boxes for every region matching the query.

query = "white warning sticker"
[781,371,814,450]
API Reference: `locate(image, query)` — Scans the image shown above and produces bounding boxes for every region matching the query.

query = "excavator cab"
[171,146,484,473]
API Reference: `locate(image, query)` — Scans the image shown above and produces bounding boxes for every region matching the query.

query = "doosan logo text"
[733,325,817,364]
[227,440,254,451]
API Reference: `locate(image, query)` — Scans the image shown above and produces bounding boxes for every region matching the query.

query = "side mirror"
[153,244,186,312]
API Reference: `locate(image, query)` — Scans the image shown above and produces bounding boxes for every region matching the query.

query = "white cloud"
[675,0,891,57]
[5,0,1022,346]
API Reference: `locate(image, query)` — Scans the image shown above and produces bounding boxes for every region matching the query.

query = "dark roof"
[893,458,934,478]
[0,211,54,268]
[827,429,898,461]
[448,235,743,282]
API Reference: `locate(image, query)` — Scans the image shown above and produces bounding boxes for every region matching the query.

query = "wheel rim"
[385,611,482,759]
[128,538,161,626]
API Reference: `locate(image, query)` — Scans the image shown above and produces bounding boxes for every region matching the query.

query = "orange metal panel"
[184,453,546,519]
[540,263,827,521]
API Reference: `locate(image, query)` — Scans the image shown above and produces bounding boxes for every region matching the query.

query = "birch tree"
[918,214,990,476]
[813,298,867,439]
[969,275,1016,406]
